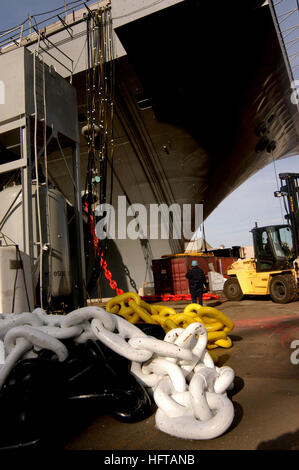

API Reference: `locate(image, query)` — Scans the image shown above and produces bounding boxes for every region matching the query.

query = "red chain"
[84,202,124,295]
[99,253,124,295]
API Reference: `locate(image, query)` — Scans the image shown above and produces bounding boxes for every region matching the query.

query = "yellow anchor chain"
[105,293,234,351]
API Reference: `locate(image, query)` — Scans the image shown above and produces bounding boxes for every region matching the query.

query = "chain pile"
[106,292,234,350]
[0,306,235,441]
[129,321,235,439]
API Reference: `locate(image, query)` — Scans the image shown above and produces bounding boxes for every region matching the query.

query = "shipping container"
[170,257,189,294]
[152,254,239,295]
[152,255,220,295]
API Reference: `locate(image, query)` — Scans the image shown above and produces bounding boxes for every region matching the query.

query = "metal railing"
[0,0,98,51]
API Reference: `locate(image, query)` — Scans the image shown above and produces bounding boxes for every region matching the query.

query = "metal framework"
[0,49,86,309]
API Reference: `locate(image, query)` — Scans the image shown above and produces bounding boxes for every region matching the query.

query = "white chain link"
[0,306,235,439]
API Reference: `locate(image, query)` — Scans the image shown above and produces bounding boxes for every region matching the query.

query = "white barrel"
[40,186,72,297]
[0,184,72,299]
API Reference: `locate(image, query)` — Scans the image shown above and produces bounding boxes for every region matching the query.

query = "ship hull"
[77,1,299,295]
[1,0,299,297]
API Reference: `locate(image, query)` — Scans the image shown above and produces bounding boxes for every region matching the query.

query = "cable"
[33,0,85,18]
[9,243,31,313]
[0,232,18,246]
[83,5,117,297]
[11,246,19,314]
[42,58,52,307]
[20,249,31,311]
[11,245,30,313]
[0,0,93,35]
[33,40,44,309]
[0,189,22,231]
[97,7,116,292]
[1,0,171,38]
[112,0,169,20]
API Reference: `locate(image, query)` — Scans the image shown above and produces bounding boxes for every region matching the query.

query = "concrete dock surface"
[64,296,299,451]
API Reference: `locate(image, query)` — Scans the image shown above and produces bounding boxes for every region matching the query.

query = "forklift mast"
[275,173,299,259]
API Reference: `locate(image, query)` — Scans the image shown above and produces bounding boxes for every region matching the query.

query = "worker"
[185,260,207,305]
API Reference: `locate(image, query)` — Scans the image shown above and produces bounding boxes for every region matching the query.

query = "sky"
[0,1,70,30]
[203,0,299,249]
[0,0,94,33]
[204,153,299,248]
[1,0,298,250]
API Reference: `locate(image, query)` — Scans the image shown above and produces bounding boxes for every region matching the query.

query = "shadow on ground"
[228,335,243,343]
[257,429,299,450]
[223,401,243,437]
[227,376,245,398]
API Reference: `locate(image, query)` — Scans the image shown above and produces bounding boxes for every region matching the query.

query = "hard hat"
[191,260,198,267]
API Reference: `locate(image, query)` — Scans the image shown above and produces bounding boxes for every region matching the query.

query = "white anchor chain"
[129,322,235,439]
[0,306,235,439]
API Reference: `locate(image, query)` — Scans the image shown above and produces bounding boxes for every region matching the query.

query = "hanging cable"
[33,37,44,309]
[11,246,31,313]
[83,5,117,296]
[42,59,52,308]
[0,189,22,231]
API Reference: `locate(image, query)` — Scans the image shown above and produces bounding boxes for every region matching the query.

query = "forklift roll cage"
[251,224,294,273]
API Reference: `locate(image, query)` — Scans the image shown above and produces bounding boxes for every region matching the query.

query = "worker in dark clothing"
[185,260,207,305]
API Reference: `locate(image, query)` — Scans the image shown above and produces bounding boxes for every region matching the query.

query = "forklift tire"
[269,274,297,304]
[223,278,244,301]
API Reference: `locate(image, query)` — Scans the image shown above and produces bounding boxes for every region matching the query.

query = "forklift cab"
[251,224,294,272]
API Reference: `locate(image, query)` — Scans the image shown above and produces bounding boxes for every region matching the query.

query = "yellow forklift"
[224,173,299,303]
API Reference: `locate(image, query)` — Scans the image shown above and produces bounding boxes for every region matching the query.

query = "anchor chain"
[0,306,235,440]
[105,292,234,350]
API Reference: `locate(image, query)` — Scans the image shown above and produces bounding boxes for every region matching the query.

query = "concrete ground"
[64,295,299,451]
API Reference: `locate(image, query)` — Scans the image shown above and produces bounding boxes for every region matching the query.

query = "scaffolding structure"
[0,47,86,309]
